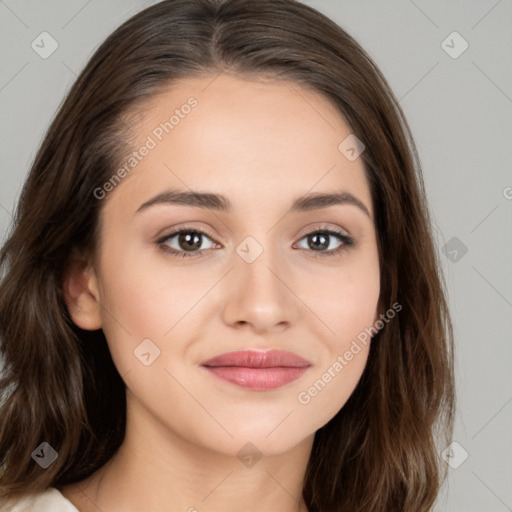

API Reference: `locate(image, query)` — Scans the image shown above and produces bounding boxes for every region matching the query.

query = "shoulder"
[0,487,79,512]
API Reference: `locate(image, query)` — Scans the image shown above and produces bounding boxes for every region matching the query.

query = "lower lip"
[202,366,310,390]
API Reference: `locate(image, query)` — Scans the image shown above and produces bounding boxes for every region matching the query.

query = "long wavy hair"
[0,1,455,510]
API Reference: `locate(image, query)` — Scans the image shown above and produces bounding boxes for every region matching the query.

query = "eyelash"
[156,225,355,259]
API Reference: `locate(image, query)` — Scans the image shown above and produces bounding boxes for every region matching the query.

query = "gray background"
[0,1,511,510]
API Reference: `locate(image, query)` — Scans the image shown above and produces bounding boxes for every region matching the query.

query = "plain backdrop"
[0,1,511,510]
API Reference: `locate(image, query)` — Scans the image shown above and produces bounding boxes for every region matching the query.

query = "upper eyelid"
[157,228,353,262]
[156,226,219,245]
[157,225,351,246]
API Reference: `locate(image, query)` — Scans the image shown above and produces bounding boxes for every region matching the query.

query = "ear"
[62,256,102,330]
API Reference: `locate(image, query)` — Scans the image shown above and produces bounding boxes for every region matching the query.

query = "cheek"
[294,251,379,422]
[296,281,377,429]
[308,249,380,347]
[296,342,370,431]
[92,241,187,376]
[97,239,205,335]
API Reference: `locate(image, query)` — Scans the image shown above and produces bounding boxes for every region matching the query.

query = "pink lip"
[200,350,311,391]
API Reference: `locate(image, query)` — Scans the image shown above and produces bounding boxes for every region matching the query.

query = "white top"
[0,487,79,512]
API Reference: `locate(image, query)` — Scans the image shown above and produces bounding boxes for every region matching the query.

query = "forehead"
[104,73,373,219]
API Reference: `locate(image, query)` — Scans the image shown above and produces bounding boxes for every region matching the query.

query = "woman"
[0,0,455,511]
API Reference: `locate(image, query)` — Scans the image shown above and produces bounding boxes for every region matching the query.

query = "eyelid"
[155,223,350,245]
[154,220,218,239]
[293,225,354,258]
[155,225,220,247]
[155,223,355,258]
[295,222,351,239]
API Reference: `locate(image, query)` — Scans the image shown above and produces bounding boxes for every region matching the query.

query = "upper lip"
[200,350,311,368]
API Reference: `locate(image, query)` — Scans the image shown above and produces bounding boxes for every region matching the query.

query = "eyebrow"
[135,189,371,218]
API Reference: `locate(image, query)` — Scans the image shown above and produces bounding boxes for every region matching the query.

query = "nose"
[221,246,297,335]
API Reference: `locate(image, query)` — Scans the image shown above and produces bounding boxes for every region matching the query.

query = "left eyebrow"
[290,191,371,218]
[135,189,372,219]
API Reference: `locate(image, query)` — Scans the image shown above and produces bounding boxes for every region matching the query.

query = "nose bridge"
[222,234,295,332]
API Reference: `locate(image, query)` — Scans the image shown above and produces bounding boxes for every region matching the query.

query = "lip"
[200,350,311,391]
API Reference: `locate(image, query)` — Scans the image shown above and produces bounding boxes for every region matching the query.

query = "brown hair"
[0,1,455,510]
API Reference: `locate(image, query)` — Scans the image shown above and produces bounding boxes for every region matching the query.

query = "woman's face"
[83,73,381,457]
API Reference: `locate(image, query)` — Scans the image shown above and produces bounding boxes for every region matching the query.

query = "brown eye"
[295,229,354,256]
[157,229,217,258]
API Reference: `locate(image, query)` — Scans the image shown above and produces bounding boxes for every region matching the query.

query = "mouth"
[200,349,311,391]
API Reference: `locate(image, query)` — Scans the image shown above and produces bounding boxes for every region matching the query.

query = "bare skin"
[60,73,382,512]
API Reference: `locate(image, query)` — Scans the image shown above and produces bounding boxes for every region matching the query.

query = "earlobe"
[62,257,103,331]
